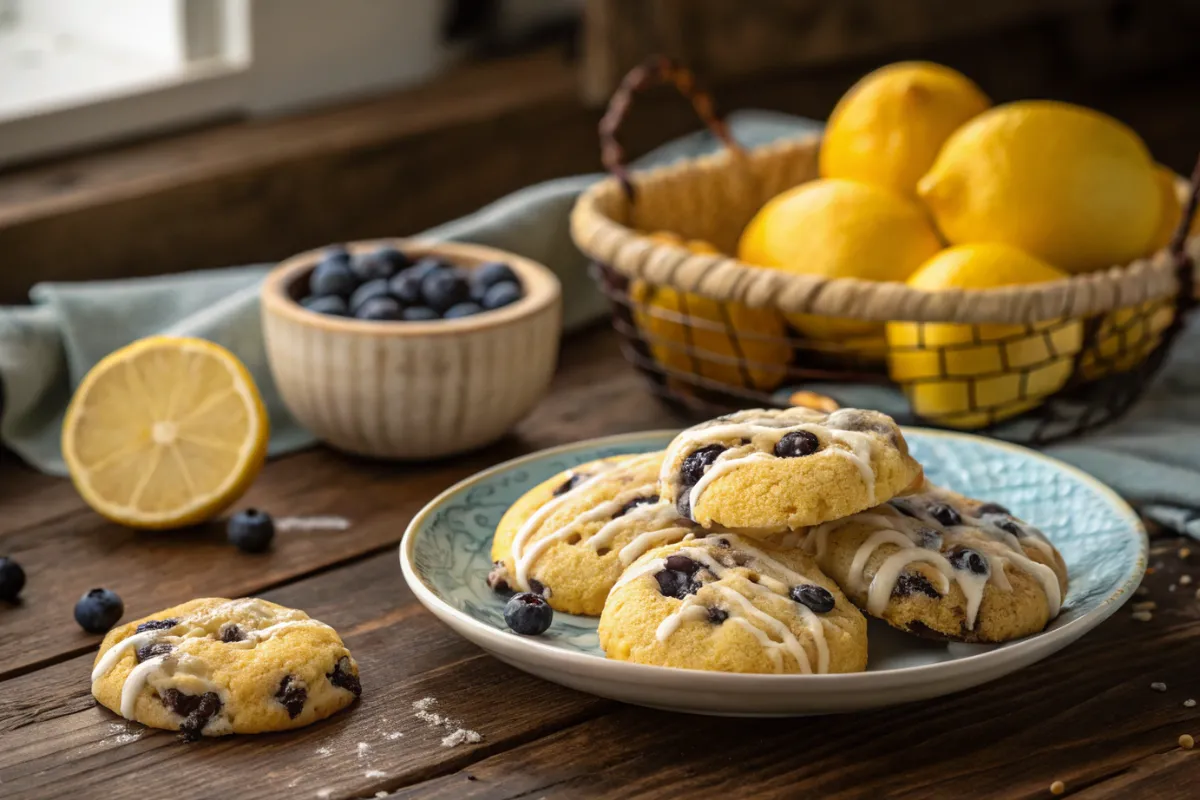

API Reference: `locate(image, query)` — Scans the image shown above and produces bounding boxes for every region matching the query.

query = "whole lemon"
[738,179,943,349]
[1144,166,1184,255]
[887,243,1082,429]
[820,61,990,198]
[633,233,791,391]
[917,101,1161,274]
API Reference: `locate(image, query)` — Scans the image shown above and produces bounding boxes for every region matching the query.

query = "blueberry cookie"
[490,452,698,616]
[91,598,361,738]
[659,407,923,534]
[599,534,867,674]
[786,483,1069,642]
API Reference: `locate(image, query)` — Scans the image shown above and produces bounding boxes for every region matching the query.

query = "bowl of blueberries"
[261,239,562,460]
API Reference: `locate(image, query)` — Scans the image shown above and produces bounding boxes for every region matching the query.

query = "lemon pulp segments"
[62,337,269,529]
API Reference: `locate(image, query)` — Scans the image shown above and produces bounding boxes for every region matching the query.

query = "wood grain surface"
[1,326,1198,800]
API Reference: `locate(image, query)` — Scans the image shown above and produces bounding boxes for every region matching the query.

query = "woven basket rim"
[570,134,1195,325]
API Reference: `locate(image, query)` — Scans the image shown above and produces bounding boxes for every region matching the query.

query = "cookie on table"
[91,597,361,739]
[659,407,924,534]
[490,451,699,616]
[599,534,867,674]
[785,483,1069,642]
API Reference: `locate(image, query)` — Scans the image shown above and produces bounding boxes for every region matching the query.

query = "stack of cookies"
[488,407,1069,674]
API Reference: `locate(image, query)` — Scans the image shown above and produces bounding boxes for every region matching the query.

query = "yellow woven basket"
[569,57,1199,444]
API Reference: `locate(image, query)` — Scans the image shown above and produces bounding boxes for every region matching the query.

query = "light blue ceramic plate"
[400,429,1147,715]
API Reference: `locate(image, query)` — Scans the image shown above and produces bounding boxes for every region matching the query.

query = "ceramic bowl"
[400,429,1147,716]
[261,239,562,460]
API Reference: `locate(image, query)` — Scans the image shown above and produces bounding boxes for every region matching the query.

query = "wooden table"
[1,325,1196,800]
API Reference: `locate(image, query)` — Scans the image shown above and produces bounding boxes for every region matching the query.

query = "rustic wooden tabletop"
[1,325,1196,800]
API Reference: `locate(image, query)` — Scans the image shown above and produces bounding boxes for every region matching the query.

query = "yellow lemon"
[820,61,990,198]
[887,244,1082,429]
[738,178,943,349]
[633,233,791,391]
[63,336,269,530]
[918,101,1160,274]
[1144,165,1185,255]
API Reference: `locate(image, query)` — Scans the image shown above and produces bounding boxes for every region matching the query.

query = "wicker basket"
[570,56,1200,445]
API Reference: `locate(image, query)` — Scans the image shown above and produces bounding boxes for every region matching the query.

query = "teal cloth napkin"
[2,111,1198,538]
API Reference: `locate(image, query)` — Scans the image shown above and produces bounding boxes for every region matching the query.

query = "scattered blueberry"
[355,296,404,321]
[977,503,1010,516]
[388,269,425,305]
[443,301,484,319]
[301,295,349,316]
[789,584,835,613]
[401,306,440,321]
[275,675,308,719]
[948,547,989,576]
[681,445,727,486]
[707,607,729,624]
[136,618,178,633]
[421,269,471,313]
[0,557,26,602]
[892,572,941,599]
[527,578,549,597]
[309,255,357,297]
[473,261,518,291]
[327,656,362,696]
[480,281,522,310]
[614,495,659,518]
[348,278,392,314]
[928,503,962,528]
[75,588,124,634]
[227,509,275,553]
[504,592,553,635]
[487,561,512,595]
[774,431,820,458]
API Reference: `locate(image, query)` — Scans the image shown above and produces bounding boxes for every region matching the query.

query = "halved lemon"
[62,336,269,530]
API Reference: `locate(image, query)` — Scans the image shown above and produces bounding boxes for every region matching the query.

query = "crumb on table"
[1050,779,1066,795]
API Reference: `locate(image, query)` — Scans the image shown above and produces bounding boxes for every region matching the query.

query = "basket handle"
[598,55,742,201]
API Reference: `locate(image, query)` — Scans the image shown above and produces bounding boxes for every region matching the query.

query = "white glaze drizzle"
[623,534,831,673]
[121,656,168,717]
[801,487,1064,629]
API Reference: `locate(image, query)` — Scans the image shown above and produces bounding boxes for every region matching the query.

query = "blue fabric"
[1,111,1196,538]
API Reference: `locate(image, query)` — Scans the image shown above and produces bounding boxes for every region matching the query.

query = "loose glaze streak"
[804,488,1063,629]
[661,408,887,521]
[616,534,834,674]
[508,453,694,592]
[90,599,333,727]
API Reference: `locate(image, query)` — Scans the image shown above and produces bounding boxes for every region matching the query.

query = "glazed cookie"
[659,407,923,533]
[490,451,699,615]
[787,483,1069,642]
[91,598,361,739]
[599,534,867,674]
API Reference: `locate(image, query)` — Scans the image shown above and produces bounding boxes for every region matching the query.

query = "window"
[0,0,450,167]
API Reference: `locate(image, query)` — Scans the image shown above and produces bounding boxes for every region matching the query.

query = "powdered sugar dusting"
[365,769,386,778]
[316,791,332,800]
[357,742,372,758]
[384,732,403,741]
[412,696,483,747]
[105,723,143,745]
[441,728,483,748]
[277,516,351,532]
[315,746,333,757]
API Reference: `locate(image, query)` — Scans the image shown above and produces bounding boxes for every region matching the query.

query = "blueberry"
[275,675,308,719]
[614,495,659,518]
[355,296,404,321]
[504,592,553,636]
[473,261,518,291]
[136,618,178,633]
[480,281,523,310]
[527,578,549,597]
[227,509,275,553]
[681,444,727,486]
[890,500,919,519]
[663,554,699,574]
[553,473,586,496]
[327,655,362,696]
[75,588,124,634]
[707,607,729,624]
[401,306,440,322]
[929,503,962,527]
[789,584,835,613]
[948,547,989,576]
[421,269,471,313]
[348,278,392,313]
[774,431,820,458]
[301,295,349,316]
[0,557,25,601]
[654,569,699,600]
[219,624,245,643]
[486,561,512,595]
[994,518,1024,537]
[351,247,405,282]
[917,528,943,551]
[443,302,484,319]
[309,256,357,297]
[892,572,941,599]
[389,270,425,305]
[160,688,223,741]
[136,642,173,662]
[977,503,1010,516]
[407,256,449,283]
